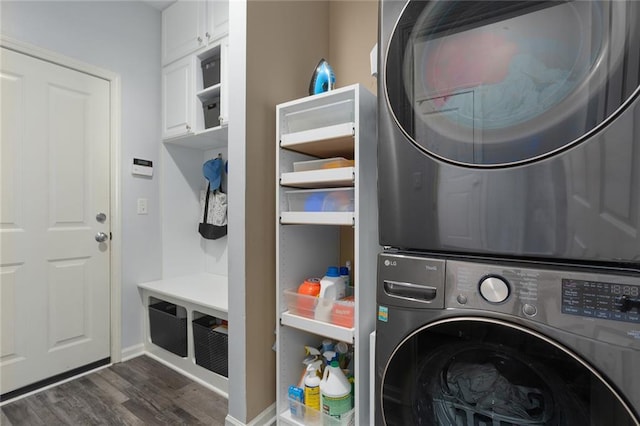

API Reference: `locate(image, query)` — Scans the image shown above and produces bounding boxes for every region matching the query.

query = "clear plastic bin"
[284,290,355,328]
[286,188,354,212]
[286,397,355,426]
[293,157,354,172]
[282,98,354,135]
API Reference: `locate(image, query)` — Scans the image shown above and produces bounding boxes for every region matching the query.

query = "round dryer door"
[384,0,640,166]
[379,318,639,425]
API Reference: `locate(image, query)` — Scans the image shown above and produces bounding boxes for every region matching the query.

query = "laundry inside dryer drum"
[380,320,638,426]
[414,343,579,425]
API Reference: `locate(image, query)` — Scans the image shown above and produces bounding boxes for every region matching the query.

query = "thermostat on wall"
[132,158,153,177]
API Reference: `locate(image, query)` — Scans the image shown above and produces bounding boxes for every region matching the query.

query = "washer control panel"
[441,256,640,347]
[562,279,640,324]
[378,253,640,347]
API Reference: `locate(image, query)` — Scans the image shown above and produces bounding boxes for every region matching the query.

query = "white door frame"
[1,35,123,364]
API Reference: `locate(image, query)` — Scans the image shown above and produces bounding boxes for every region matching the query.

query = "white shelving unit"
[139,4,230,395]
[276,84,378,425]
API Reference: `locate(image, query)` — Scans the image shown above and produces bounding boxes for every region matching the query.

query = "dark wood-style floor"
[1,355,228,425]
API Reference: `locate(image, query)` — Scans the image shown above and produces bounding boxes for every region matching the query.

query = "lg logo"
[384,259,397,267]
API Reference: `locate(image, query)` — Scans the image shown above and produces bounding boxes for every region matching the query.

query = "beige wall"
[329,0,378,294]
[329,0,378,95]
[242,1,378,421]
[245,1,330,421]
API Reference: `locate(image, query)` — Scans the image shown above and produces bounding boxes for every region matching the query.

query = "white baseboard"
[225,403,276,426]
[121,343,145,361]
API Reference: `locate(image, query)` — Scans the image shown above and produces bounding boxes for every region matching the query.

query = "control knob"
[619,295,640,313]
[479,276,510,304]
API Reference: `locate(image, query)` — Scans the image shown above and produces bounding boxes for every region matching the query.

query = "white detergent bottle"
[320,360,353,420]
[315,267,346,322]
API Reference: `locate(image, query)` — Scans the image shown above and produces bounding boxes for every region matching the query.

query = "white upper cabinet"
[207,0,229,44]
[162,1,207,66]
[162,0,229,66]
[162,55,194,139]
[162,39,228,147]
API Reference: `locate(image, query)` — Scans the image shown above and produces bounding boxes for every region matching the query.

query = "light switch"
[137,198,148,215]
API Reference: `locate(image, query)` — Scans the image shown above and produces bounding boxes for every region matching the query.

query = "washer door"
[380,318,639,425]
[384,0,640,166]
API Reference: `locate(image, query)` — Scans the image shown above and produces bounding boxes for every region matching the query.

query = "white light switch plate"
[137,198,148,215]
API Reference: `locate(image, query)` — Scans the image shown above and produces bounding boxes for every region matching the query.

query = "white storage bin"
[286,188,354,213]
[293,157,354,172]
[282,99,354,135]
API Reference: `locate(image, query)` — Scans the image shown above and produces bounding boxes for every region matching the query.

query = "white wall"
[1,1,163,350]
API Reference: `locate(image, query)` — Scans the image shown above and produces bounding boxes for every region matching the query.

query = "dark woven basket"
[149,301,187,357]
[193,315,228,377]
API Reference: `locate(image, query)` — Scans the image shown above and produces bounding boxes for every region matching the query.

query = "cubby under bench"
[137,273,228,397]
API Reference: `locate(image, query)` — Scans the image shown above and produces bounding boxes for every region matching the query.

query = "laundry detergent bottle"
[320,360,353,419]
[315,267,346,322]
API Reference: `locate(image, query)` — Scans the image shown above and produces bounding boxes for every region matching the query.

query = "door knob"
[95,232,108,242]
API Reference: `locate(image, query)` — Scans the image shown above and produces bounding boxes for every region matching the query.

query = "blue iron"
[308,59,335,96]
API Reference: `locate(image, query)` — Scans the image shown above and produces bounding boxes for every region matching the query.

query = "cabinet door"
[162,56,194,139]
[162,0,207,65]
[207,0,229,43]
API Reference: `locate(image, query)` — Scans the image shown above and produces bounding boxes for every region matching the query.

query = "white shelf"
[280,211,354,226]
[163,125,228,150]
[281,311,355,343]
[196,83,221,102]
[137,273,228,315]
[280,167,354,188]
[280,122,355,159]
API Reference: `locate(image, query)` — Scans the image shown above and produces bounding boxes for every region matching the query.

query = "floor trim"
[225,403,276,426]
[121,343,145,362]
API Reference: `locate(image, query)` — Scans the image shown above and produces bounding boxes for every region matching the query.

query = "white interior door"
[0,47,111,396]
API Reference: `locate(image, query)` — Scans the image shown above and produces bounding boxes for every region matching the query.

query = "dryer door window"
[380,319,638,425]
[385,0,640,166]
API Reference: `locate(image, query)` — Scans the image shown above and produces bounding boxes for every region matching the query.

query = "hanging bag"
[199,156,227,239]
[198,182,228,240]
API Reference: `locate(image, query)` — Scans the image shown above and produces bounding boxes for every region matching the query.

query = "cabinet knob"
[205,32,210,39]
[186,124,191,131]
[197,36,203,43]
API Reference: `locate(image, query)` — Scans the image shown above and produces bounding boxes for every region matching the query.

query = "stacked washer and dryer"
[375,1,640,425]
